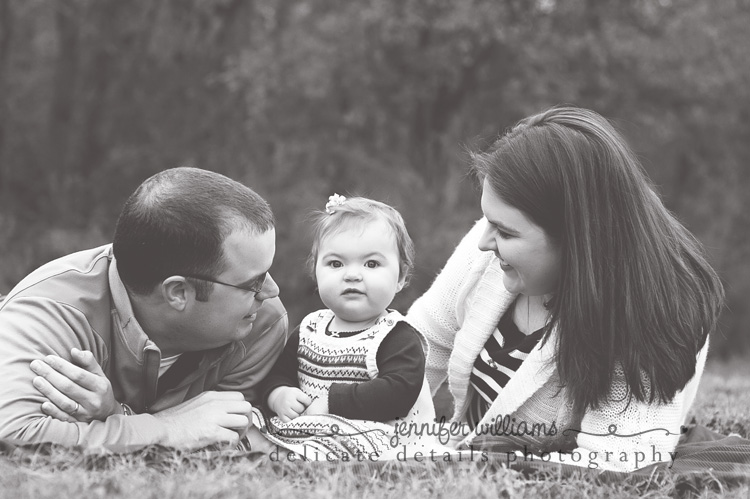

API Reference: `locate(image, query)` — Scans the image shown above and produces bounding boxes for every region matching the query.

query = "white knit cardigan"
[406,218,708,472]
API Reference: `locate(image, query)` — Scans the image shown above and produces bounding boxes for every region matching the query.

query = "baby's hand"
[302,396,329,416]
[268,387,311,422]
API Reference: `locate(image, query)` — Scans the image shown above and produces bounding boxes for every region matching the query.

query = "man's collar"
[108,250,157,355]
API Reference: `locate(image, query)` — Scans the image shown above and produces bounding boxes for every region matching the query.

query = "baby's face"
[315,219,405,329]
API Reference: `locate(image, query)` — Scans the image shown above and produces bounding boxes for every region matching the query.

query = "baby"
[263,194,433,426]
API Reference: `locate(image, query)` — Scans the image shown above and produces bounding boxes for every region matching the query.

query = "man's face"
[179,228,279,352]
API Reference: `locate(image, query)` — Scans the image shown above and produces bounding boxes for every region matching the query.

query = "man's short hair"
[113,167,274,299]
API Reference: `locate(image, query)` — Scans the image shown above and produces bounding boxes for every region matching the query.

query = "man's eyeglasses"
[182,272,267,294]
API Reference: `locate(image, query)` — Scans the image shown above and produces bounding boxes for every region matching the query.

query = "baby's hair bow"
[325,194,347,214]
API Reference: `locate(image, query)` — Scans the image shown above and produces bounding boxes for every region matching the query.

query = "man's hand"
[30,348,121,423]
[267,386,311,422]
[153,391,252,449]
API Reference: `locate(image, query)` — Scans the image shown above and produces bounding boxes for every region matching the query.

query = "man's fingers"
[219,413,250,431]
[222,400,253,416]
[30,364,85,408]
[217,428,241,447]
[33,376,80,418]
[41,401,77,422]
[70,348,106,376]
[39,355,101,392]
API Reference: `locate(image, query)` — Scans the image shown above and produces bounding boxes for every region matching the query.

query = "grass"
[1,358,749,499]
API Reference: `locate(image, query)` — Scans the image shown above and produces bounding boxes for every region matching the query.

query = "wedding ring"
[71,402,80,416]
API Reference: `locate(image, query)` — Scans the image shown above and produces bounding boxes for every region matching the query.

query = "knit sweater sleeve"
[406,219,491,394]
[570,342,708,472]
[328,322,425,422]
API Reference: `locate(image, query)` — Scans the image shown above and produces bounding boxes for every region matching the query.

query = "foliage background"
[0,0,748,357]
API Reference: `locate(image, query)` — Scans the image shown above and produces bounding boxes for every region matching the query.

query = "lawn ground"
[0,358,748,499]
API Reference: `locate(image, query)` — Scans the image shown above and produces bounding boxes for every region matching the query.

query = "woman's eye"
[365,261,380,268]
[497,230,513,239]
[493,224,514,239]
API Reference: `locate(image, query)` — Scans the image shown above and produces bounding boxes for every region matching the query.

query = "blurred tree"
[0,0,747,354]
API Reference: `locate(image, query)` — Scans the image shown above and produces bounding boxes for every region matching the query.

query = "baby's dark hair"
[307,196,415,286]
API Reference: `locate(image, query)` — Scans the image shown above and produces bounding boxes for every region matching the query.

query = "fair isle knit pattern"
[297,309,436,438]
[251,407,394,460]
[406,218,709,472]
[297,309,401,406]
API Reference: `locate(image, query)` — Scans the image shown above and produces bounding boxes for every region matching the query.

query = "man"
[0,167,287,451]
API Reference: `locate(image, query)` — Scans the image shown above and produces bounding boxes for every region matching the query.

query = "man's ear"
[161,276,191,311]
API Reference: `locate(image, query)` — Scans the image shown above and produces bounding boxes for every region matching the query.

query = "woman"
[406,106,724,472]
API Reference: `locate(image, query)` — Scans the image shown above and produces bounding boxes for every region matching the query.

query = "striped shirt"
[467,299,545,427]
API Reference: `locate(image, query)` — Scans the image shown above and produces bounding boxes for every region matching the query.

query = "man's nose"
[256,274,280,301]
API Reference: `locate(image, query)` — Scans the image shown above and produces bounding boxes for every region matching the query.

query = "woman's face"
[478,179,562,296]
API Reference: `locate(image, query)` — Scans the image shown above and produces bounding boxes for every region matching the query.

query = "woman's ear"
[161,276,191,311]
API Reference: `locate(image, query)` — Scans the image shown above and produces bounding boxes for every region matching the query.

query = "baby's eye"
[329,260,343,268]
[365,260,380,269]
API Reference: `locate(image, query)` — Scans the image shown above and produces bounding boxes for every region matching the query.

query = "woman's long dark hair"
[472,106,724,413]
